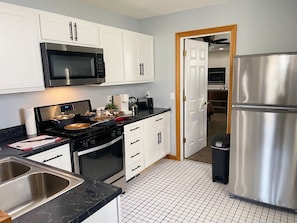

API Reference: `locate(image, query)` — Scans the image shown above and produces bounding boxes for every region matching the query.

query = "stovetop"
[44,120,120,139]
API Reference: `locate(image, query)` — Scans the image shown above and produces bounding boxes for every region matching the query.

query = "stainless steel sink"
[0,160,30,183]
[0,156,84,219]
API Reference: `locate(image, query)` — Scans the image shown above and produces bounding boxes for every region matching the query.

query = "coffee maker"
[113,94,129,112]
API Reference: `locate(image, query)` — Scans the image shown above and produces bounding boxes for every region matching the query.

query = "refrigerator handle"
[232,104,297,113]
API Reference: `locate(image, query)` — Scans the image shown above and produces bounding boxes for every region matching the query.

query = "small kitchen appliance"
[113,94,129,113]
[137,97,153,110]
[34,100,126,192]
[40,43,105,87]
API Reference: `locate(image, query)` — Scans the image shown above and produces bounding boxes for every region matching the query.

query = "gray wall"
[138,0,297,155]
[1,0,297,156]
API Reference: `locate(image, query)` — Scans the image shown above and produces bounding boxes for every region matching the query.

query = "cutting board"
[8,135,61,151]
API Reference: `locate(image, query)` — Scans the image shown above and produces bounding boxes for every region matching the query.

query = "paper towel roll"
[23,107,37,136]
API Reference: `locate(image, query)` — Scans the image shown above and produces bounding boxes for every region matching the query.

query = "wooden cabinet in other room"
[144,112,170,168]
[27,144,72,172]
[123,30,154,83]
[39,12,99,47]
[124,121,145,181]
[0,2,44,94]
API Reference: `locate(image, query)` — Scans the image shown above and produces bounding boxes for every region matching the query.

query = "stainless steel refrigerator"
[229,52,297,210]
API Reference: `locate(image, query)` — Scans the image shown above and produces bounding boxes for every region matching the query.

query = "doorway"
[172,24,237,161]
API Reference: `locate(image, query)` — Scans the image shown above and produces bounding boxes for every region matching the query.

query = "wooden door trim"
[172,24,237,161]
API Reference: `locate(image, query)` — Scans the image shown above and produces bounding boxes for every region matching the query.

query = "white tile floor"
[121,159,297,223]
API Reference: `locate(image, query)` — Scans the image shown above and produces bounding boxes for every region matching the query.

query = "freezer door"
[233,54,297,106]
[229,108,297,210]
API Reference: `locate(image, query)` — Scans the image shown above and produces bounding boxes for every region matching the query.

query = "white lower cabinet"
[27,143,72,172]
[82,196,121,223]
[144,112,170,168]
[124,112,171,180]
[124,121,145,181]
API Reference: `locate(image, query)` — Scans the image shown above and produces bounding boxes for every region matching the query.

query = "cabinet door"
[27,144,72,172]
[123,31,154,83]
[137,34,154,82]
[0,3,44,94]
[99,25,125,84]
[39,12,99,47]
[73,18,99,46]
[82,197,120,223]
[144,112,170,168]
[39,12,74,43]
[123,31,139,82]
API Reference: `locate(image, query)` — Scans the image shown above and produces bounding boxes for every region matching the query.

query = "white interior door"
[184,39,208,158]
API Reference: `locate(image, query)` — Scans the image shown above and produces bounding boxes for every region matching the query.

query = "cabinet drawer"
[28,144,72,172]
[144,113,165,130]
[124,135,143,151]
[125,145,143,166]
[124,121,143,137]
[126,159,144,181]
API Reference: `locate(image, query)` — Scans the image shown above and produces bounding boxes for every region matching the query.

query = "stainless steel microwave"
[208,67,226,85]
[40,43,105,87]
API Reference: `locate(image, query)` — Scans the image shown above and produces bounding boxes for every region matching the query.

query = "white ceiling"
[83,0,229,19]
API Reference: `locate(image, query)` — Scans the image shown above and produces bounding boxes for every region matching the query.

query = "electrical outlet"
[146,90,151,97]
[107,95,112,103]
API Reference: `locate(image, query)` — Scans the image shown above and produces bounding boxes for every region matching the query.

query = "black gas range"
[34,100,126,192]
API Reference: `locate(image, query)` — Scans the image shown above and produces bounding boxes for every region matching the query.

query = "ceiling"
[194,33,230,52]
[83,0,229,19]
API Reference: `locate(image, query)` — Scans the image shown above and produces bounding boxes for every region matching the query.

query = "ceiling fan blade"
[212,38,228,43]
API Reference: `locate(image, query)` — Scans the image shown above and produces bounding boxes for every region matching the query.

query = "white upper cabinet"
[39,12,99,47]
[0,2,44,94]
[98,25,125,84]
[123,31,154,83]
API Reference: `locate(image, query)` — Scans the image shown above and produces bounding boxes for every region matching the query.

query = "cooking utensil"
[64,119,111,131]
[52,114,75,129]
[21,137,56,143]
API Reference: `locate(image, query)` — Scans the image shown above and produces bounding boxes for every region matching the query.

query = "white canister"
[23,107,37,136]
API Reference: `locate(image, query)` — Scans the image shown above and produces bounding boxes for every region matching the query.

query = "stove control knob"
[111,131,116,138]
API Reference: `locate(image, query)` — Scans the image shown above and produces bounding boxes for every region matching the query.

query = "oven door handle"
[77,135,123,156]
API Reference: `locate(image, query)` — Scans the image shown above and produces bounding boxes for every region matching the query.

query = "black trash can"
[211,134,230,184]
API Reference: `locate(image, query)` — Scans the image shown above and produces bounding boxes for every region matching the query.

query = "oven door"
[73,135,124,183]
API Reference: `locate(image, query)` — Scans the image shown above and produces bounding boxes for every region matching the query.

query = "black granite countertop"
[0,107,170,222]
[13,168,122,223]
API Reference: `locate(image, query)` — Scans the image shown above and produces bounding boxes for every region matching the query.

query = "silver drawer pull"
[132,165,141,171]
[130,126,140,131]
[131,152,140,158]
[42,154,63,163]
[156,118,163,122]
[131,139,140,145]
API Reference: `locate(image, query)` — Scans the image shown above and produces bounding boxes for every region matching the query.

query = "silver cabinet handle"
[69,22,73,40]
[157,132,162,144]
[131,139,140,145]
[130,126,140,132]
[74,22,78,41]
[42,154,63,163]
[132,165,141,171]
[139,63,144,75]
[131,152,140,158]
